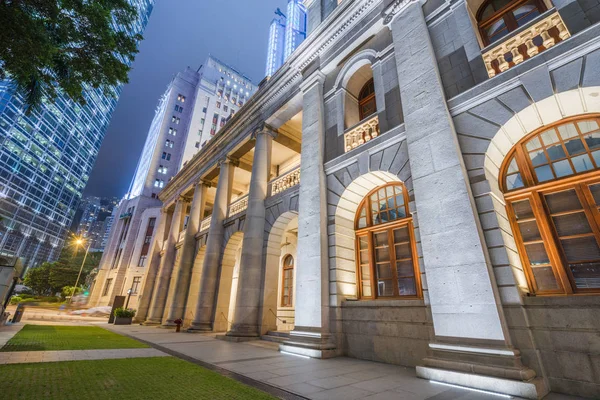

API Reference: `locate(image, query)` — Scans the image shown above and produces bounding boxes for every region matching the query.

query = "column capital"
[300,69,326,94]
[196,179,212,188]
[252,123,278,140]
[382,0,426,25]
[217,157,239,168]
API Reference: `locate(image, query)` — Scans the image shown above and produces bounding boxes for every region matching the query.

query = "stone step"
[261,330,291,344]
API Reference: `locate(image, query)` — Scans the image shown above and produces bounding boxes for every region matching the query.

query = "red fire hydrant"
[174,319,183,333]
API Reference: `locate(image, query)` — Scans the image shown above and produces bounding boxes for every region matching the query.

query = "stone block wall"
[340,300,433,367]
[451,32,600,397]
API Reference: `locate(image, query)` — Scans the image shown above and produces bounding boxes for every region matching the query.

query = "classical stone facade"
[129,0,600,397]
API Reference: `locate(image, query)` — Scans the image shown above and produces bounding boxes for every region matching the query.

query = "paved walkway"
[0,347,168,364]
[104,324,584,400]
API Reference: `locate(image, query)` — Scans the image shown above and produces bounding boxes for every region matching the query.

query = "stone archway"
[183,244,206,326]
[480,87,600,294]
[214,231,243,332]
[331,170,410,300]
[260,211,299,335]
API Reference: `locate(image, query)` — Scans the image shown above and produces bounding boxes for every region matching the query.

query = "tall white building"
[89,56,255,310]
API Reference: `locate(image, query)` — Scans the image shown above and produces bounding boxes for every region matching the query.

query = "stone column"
[144,198,185,324]
[280,67,335,358]
[189,159,235,331]
[227,127,274,338]
[371,60,389,133]
[163,181,208,325]
[387,3,545,398]
[134,209,168,323]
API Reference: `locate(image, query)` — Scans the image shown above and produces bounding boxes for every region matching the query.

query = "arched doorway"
[500,115,600,295]
[214,231,243,332]
[183,245,206,326]
[261,211,298,335]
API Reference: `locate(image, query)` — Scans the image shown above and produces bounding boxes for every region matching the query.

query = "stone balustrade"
[269,166,300,196]
[200,216,211,232]
[228,195,248,217]
[482,11,570,78]
[344,115,380,153]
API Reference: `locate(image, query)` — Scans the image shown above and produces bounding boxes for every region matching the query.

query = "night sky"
[85,0,285,197]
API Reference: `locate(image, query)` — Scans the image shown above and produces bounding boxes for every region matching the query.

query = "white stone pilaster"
[227,127,274,338]
[280,68,335,358]
[189,159,235,331]
[144,198,185,324]
[163,181,208,325]
[134,209,168,322]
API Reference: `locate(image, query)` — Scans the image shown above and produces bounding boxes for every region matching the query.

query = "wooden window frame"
[358,78,377,121]
[500,116,600,295]
[354,182,422,300]
[477,0,548,46]
[281,254,294,307]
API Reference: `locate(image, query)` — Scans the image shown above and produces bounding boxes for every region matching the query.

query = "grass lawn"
[1,325,149,352]
[0,356,276,400]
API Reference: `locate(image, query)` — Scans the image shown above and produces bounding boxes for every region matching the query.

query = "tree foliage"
[0,0,143,110]
[22,248,103,295]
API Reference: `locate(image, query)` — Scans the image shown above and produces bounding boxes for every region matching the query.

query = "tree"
[22,248,103,296]
[0,0,143,110]
[23,263,52,295]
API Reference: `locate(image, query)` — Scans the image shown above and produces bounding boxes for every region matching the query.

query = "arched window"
[281,255,294,307]
[477,0,547,45]
[501,116,600,295]
[355,183,421,299]
[358,78,377,121]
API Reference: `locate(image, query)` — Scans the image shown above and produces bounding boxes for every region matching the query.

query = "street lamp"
[68,237,91,306]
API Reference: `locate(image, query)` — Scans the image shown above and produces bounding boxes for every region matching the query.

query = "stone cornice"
[383,0,426,25]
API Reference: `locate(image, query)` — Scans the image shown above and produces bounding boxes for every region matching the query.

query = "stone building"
[129,0,599,397]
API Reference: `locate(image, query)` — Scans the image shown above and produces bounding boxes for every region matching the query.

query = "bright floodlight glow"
[429,381,512,398]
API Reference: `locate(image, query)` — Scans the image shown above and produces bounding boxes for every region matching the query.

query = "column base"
[417,342,549,399]
[279,328,337,359]
[217,334,259,343]
[142,319,162,326]
[417,367,547,399]
[186,322,213,332]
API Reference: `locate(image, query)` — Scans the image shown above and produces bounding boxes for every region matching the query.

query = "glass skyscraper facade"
[265,0,307,77]
[0,0,154,267]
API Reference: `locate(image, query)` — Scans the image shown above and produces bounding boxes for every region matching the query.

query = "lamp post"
[68,238,91,306]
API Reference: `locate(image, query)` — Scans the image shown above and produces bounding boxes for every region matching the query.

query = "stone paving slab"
[104,324,590,400]
[0,347,168,364]
[0,323,23,348]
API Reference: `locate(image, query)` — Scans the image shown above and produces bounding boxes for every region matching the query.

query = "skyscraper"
[0,0,154,267]
[265,1,307,77]
[89,56,256,309]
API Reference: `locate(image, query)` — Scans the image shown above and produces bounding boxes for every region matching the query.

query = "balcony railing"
[200,216,212,232]
[482,11,570,78]
[228,195,248,217]
[344,115,380,153]
[269,166,300,196]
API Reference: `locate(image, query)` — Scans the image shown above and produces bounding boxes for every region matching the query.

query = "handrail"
[200,216,212,232]
[228,195,248,217]
[269,166,300,196]
[344,115,380,153]
[482,11,570,78]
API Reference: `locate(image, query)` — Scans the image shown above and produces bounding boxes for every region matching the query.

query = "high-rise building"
[284,0,308,59]
[74,196,119,252]
[89,56,256,309]
[265,1,307,77]
[265,9,287,78]
[0,0,154,268]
